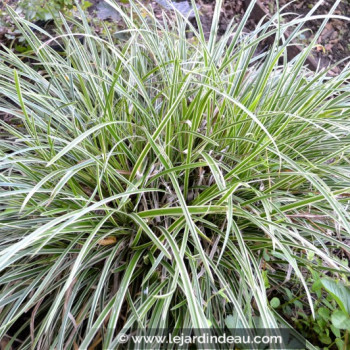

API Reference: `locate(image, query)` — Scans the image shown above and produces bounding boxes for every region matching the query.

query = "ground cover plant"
[0,0,350,348]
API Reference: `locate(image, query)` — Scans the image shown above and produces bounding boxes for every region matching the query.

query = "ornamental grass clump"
[0,0,350,348]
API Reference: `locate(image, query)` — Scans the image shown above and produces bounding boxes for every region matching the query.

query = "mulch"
[0,0,349,72]
[261,0,350,72]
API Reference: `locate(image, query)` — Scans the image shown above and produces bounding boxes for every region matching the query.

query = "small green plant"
[0,0,93,52]
[4,0,92,23]
[18,0,75,21]
[320,278,350,349]
[289,268,350,350]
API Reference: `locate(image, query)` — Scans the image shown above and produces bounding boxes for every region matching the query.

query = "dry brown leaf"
[315,45,325,53]
[331,31,338,40]
[325,22,333,31]
[97,236,117,246]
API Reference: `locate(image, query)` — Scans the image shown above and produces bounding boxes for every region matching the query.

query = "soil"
[162,0,350,72]
[261,0,350,72]
[1,0,349,73]
[189,0,350,72]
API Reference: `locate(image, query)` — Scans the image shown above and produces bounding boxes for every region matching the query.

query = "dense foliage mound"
[0,0,349,348]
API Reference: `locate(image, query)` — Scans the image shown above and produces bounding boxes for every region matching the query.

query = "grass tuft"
[0,0,350,348]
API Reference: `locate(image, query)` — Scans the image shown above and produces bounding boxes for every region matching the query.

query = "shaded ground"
[90,0,350,71]
[0,0,349,69]
[261,0,350,72]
